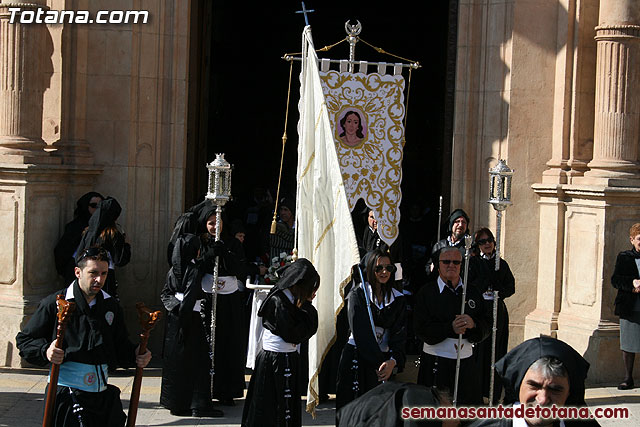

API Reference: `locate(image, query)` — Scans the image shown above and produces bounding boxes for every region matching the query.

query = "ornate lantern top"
[206,153,232,206]
[488,159,514,211]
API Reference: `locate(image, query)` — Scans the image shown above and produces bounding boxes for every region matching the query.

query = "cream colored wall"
[455,0,560,347]
[79,0,189,343]
[0,1,190,365]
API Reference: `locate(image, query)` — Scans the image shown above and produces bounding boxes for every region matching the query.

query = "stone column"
[0,2,102,367]
[583,1,640,184]
[0,2,57,164]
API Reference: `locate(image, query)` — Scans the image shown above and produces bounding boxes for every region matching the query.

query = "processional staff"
[452,234,473,407]
[42,296,75,427]
[204,154,233,395]
[437,195,443,241]
[487,159,514,406]
[126,303,162,427]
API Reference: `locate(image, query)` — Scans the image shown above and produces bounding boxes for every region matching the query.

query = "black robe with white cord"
[336,282,407,410]
[241,288,318,427]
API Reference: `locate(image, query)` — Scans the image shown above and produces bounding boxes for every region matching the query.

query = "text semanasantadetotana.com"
[400,405,630,420]
[7,8,149,24]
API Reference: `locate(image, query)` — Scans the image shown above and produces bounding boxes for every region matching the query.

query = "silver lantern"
[206,153,232,205]
[488,159,513,211]
[487,158,513,407]
[204,153,232,394]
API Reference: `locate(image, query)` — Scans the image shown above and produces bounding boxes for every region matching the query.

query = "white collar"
[65,282,111,307]
[437,276,463,294]
[481,252,495,260]
[363,282,402,309]
[283,288,295,304]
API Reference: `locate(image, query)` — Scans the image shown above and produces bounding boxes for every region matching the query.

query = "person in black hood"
[165,199,211,266]
[198,204,250,406]
[54,191,104,284]
[242,258,320,427]
[74,197,130,299]
[159,234,223,418]
[428,209,471,279]
[470,336,598,427]
[611,222,640,390]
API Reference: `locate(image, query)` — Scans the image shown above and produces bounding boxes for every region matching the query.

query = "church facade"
[1,0,639,383]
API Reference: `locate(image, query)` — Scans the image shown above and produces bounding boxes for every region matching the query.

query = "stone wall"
[0,0,190,365]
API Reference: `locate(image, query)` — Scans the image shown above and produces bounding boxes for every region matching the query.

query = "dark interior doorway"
[186,0,457,260]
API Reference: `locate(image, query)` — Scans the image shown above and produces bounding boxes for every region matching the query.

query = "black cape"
[75,197,131,297]
[468,254,515,398]
[242,279,319,427]
[160,234,214,412]
[54,191,103,284]
[337,381,443,427]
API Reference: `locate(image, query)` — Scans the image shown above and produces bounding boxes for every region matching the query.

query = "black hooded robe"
[469,336,600,427]
[54,191,104,285]
[242,259,319,427]
[468,254,515,400]
[75,197,131,298]
[159,234,214,413]
[198,204,251,402]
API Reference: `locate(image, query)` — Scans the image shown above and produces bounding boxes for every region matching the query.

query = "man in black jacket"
[16,247,151,427]
[414,246,490,405]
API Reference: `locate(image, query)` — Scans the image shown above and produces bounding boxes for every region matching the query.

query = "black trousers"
[47,384,126,427]
[416,351,483,405]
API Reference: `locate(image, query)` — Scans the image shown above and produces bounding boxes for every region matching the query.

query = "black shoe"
[192,407,224,417]
[220,398,235,406]
[618,380,634,390]
[170,408,191,416]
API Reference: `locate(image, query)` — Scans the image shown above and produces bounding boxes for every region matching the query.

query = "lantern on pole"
[488,159,513,268]
[487,158,513,406]
[204,153,232,394]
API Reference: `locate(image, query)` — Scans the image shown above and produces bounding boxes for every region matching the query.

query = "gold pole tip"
[270,220,277,234]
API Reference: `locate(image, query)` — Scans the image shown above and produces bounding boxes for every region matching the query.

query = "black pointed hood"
[495,336,590,406]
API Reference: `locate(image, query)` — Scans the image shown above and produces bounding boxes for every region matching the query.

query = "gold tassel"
[271,61,294,235]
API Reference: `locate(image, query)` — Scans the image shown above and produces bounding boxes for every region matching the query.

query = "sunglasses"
[374,264,397,274]
[476,238,494,245]
[439,259,461,265]
[88,202,99,209]
[77,247,108,262]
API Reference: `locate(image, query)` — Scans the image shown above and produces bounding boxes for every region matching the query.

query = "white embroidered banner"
[318,71,405,246]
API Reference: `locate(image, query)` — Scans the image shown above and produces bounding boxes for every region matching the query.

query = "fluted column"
[0,2,57,164]
[584,1,640,181]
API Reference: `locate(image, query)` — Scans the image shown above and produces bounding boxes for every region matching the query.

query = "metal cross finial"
[295,2,314,26]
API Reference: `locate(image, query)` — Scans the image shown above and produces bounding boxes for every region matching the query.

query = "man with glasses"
[414,246,490,405]
[16,247,151,426]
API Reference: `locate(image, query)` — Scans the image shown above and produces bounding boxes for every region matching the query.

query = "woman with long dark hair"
[336,249,407,410]
[242,258,320,427]
[339,111,365,146]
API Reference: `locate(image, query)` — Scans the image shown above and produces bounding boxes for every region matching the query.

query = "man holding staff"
[414,246,490,405]
[16,247,151,427]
